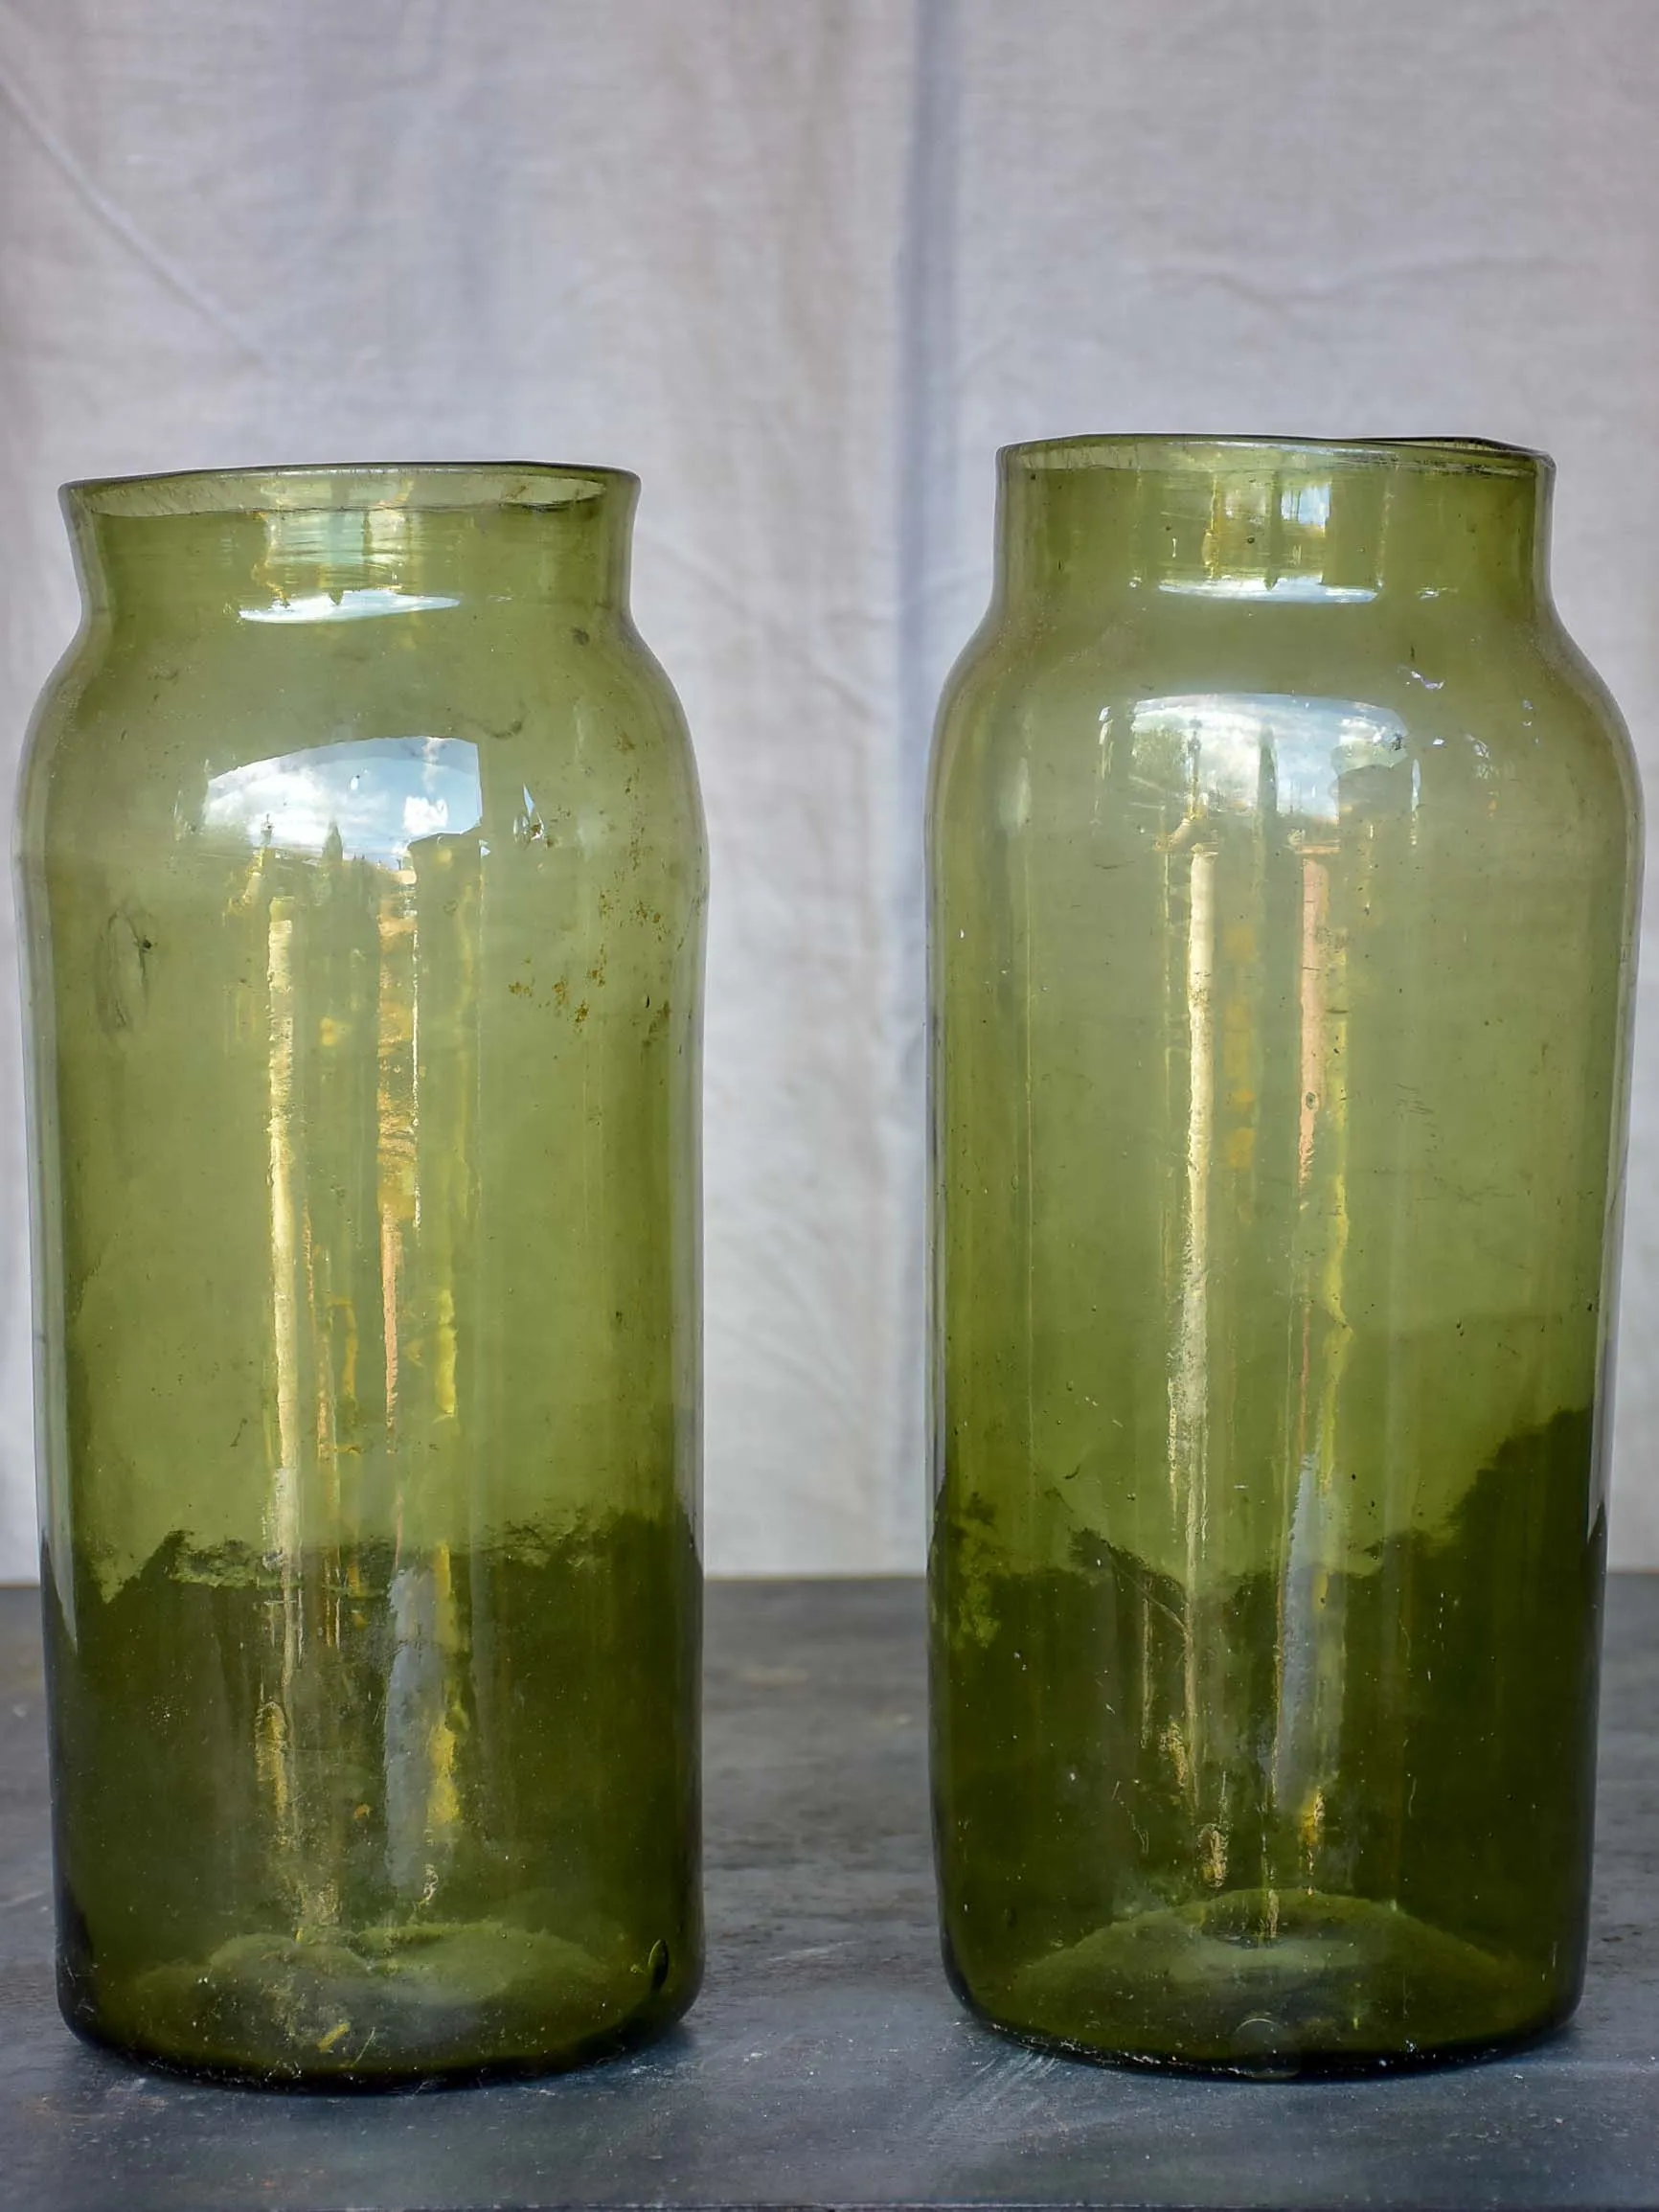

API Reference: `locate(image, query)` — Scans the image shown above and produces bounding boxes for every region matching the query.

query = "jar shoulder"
[930,599,1640,844]
[20,610,704,872]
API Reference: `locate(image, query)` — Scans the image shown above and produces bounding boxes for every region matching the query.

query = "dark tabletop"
[2,1575,1659,2212]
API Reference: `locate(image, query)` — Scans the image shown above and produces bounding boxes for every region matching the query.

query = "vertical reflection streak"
[377,886,416,1448]
[1310,855,1352,1875]
[1296,861,1328,1197]
[381,841,476,1904]
[1019,777,1037,1524]
[380,1211,401,1434]
[261,892,304,1899]
[410,894,422,1238]
[265,898,303,1565]
[1172,846,1216,1804]
[1273,847,1352,1868]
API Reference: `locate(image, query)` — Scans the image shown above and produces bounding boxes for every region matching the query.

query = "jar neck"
[994,439,1551,616]
[65,464,638,627]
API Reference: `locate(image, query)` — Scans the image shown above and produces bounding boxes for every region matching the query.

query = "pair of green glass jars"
[16,439,1640,2086]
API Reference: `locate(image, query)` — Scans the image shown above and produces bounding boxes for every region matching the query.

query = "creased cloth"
[1,0,1656,1573]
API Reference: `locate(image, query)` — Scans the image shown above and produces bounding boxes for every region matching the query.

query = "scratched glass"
[17,465,706,2083]
[927,437,1641,2073]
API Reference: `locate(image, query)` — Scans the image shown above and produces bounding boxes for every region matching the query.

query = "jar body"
[17,466,706,2083]
[928,439,1641,2073]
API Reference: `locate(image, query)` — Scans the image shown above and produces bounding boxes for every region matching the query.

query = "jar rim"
[63,460,636,520]
[1001,434,1550,480]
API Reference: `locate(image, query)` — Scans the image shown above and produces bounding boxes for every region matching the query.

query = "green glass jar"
[16,465,707,2083]
[927,437,1641,2074]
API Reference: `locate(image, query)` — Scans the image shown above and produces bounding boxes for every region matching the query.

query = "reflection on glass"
[1130,694,1409,822]
[1144,464,1380,600]
[1157,576,1377,602]
[239,589,461,624]
[204,737,483,859]
[203,741,490,1953]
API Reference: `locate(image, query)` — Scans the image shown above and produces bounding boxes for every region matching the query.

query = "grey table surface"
[3,1577,1659,2212]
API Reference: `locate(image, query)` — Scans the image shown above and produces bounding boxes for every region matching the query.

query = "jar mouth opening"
[64,461,634,520]
[1003,435,1549,480]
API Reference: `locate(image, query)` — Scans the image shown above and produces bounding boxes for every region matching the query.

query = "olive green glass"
[16,464,707,2084]
[927,437,1641,2074]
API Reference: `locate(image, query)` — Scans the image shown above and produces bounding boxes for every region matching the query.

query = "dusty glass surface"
[927,437,1642,2073]
[16,464,707,2083]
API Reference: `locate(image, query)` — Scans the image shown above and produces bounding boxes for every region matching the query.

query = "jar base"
[951,1885,1573,2078]
[62,1916,696,2087]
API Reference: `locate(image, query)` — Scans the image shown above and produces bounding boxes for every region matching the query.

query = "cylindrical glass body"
[927,437,1641,2073]
[17,465,707,2083]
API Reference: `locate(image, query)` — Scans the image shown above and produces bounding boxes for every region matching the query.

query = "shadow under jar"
[926,436,1641,2075]
[16,464,707,2084]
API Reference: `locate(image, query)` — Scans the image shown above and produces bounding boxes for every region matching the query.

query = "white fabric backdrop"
[1,0,1656,1577]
